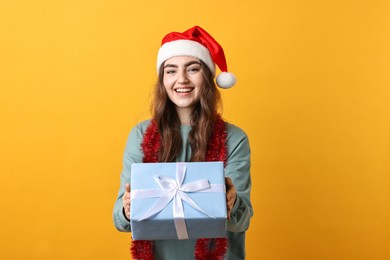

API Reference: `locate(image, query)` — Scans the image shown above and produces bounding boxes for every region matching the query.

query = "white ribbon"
[131,162,225,240]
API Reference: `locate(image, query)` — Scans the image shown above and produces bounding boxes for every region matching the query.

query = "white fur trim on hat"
[157,40,215,74]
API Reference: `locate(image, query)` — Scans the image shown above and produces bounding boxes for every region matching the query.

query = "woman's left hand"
[225,177,237,220]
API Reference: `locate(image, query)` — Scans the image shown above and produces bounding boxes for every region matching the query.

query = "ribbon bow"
[131,162,224,239]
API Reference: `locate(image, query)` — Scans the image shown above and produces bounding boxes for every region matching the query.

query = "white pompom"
[216,72,236,89]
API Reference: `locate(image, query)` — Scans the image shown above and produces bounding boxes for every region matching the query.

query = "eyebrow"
[163,61,201,69]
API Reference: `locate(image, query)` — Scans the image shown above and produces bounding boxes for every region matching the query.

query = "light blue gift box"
[130,161,227,240]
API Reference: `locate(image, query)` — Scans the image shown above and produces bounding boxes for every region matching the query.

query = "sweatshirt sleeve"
[113,121,149,232]
[224,123,254,232]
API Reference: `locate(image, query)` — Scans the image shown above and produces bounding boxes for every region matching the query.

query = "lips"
[175,87,194,93]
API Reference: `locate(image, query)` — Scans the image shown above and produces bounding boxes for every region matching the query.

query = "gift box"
[130,161,227,240]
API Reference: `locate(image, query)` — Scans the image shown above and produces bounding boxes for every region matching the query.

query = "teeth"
[175,88,192,93]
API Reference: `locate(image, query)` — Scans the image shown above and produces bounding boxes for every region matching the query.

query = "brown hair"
[151,60,222,162]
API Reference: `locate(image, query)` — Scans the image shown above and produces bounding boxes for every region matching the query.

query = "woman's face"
[163,56,205,113]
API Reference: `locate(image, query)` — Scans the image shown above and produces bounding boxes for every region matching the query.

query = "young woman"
[113,26,253,260]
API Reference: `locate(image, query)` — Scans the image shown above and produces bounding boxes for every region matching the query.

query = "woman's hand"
[225,177,237,220]
[122,183,131,220]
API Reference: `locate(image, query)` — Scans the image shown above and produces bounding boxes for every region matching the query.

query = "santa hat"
[157,26,236,89]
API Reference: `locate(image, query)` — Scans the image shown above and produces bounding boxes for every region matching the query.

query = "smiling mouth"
[175,87,194,93]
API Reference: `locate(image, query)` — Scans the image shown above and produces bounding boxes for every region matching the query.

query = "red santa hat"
[157,26,236,89]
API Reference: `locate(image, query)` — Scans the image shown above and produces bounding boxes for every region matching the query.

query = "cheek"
[162,80,174,98]
[195,78,206,92]
[163,77,174,89]
[194,75,206,87]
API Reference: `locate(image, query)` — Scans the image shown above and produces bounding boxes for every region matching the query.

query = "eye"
[165,69,176,75]
[187,66,201,73]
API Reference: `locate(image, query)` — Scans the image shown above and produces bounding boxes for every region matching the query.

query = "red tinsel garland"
[130,240,154,260]
[131,115,228,260]
[194,238,228,260]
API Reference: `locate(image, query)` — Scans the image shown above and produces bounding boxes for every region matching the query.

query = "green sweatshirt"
[113,120,253,260]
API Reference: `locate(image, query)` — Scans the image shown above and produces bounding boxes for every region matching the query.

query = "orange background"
[1,0,389,259]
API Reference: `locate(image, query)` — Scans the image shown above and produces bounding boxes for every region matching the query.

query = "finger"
[226,189,235,201]
[227,194,236,203]
[125,183,130,192]
[122,193,131,206]
[122,192,130,200]
[225,177,233,187]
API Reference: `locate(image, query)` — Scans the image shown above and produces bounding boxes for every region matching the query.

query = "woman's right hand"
[122,183,131,219]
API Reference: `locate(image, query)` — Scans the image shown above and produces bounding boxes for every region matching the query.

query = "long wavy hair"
[151,60,222,162]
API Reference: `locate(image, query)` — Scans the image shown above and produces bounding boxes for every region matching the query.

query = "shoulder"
[225,122,249,141]
[128,119,153,138]
[224,121,251,159]
[124,119,152,151]
[132,119,152,133]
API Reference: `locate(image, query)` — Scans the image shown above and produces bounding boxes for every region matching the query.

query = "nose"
[177,69,189,84]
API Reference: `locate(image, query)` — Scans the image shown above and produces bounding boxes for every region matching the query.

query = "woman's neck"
[176,107,193,125]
